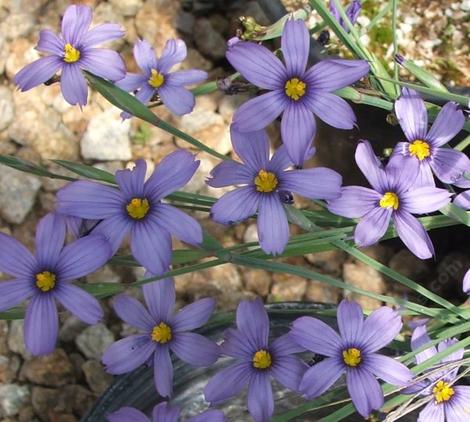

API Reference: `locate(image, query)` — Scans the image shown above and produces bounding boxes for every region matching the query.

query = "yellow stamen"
[63,43,81,63]
[126,198,150,220]
[254,170,278,193]
[342,348,362,367]
[252,349,272,369]
[379,192,399,210]
[151,322,172,344]
[409,140,431,161]
[148,69,165,88]
[35,271,56,292]
[285,78,306,100]
[433,380,455,403]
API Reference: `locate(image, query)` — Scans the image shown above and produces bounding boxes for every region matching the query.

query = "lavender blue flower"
[327,140,451,259]
[226,18,369,166]
[14,5,125,106]
[204,298,306,422]
[117,39,207,118]
[463,270,470,294]
[392,88,470,187]
[56,152,202,276]
[454,190,470,210]
[329,0,362,32]
[108,401,227,422]
[407,325,470,421]
[0,213,111,355]
[102,278,219,397]
[290,299,413,418]
[207,128,342,255]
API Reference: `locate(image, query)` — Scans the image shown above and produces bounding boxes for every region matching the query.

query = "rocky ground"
[0,0,469,421]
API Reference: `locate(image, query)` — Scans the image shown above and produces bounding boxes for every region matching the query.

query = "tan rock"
[269,273,307,301]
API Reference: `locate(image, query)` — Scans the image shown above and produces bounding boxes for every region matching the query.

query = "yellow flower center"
[433,380,455,403]
[409,140,431,161]
[285,78,306,101]
[379,192,399,210]
[148,69,165,88]
[126,198,150,220]
[342,348,362,367]
[252,349,272,369]
[151,322,172,344]
[35,271,56,292]
[63,43,81,63]
[254,170,278,193]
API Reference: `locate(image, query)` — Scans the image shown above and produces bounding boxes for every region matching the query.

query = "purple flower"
[327,140,451,259]
[102,278,219,397]
[392,88,469,187]
[117,39,207,118]
[454,190,470,210]
[14,5,125,106]
[108,401,227,422]
[290,299,413,418]
[56,152,202,276]
[463,269,470,294]
[207,128,342,255]
[204,298,307,422]
[0,213,111,356]
[407,325,470,421]
[226,18,369,166]
[330,0,362,32]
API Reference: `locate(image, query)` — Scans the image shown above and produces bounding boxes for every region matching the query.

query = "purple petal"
[171,332,219,366]
[107,407,149,422]
[280,103,316,166]
[279,167,342,200]
[226,41,286,90]
[417,401,444,422]
[454,190,470,210]
[36,29,64,55]
[189,409,226,422]
[54,282,103,324]
[93,214,132,255]
[257,194,289,255]
[346,368,384,418]
[426,102,464,147]
[395,88,428,141]
[152,402,180,422]
[0,233,37,278]
[327,186,380,218]
[438,337,464,364]
[231,127,270,171]
[102,335,155,374]
[386,153,421,193]
[80,48,126,81]
[210,187,260,225]
[133,39,158,72]
[232,91,287,132]
[299,357,344,398]
[204,362,251,404]
[35,213,66,269]
[154,346,173,397]
[220,328,254,359]
[173,297,216,332]
[446,386,470,420]
[248,373,273,422]
[60,64,88,106]
[415,161,436,187]
[24,294,58,356]
[290,316,342,357]
[61,4,92,45]
[206,160,254,188]
[305,59,369,92]
[281,19,309,76]
[236,298,269,350]
[0,279,35,312]
[144,150,199,201]
[411,325,437,364]
[430,147,470,184]
[115,159,146,199]
[362,306,403,353]
[365,354,413,386]
[393,211,434,259]
[166,69,208,86]
[306,92,356,129]
[267,145,292,173]
[81,23,124,47]
[401,186,451,214]
[130,219,172,276]
[337,299,364,345]
[270,333,305,356]
[271,355,308,392]
[143,278,175,323]
[158,39,187,74]
[159,85,195,116]
[14,56,62,91]
[112,294,154,331]
[354,206,392,247]
[463,269,470,294]
[116,73,147,92]
[354,141,387,192]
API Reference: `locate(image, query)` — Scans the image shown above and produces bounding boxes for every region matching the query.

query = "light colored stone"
[305,280,340,304]
[218,94,250,123]
[75,323,115,360]
[305,250,346,276]
[22,349,75,387]
[243,269,272,297]
[59,316,87,344]
[0,165,41,224]
[7,320,31,359]
[109,0,143,16]
[0,13,34,40]
[243,224,258,243]
[0,384,30,417]
[81,108,132,161]
[0,86,14,131]
[0,354,20,383]
[269,273,307,301]
[82,360,113,395]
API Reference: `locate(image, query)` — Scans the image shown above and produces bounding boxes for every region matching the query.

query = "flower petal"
[116,73,147,92]
[354,141,387,191]
[395,88,428,141]
[464,269,470,294]
[133,39,158,72]
[306,92,356,129]
[411,324,436,364]
[154,345,173,397]
[0,279,35,312]
[270,333,305,356]
[236,298,269,350]
[220,328,253,359]
[281,19,309,76]
[231,127,270,170]
[327,186,380,218]
[93,214,132,255]
[158,39,187,74]
[365,354,413,386]
[115,159,147,199]
[346,368,384,418]
[393,211,434,259]
[354,206,392,247]
[153,402,180,422]
[107,407,149,422]
[337,299,364,345]
[417,401,444,422]
[158,85,195,116]
[299,358,344,398]
[401,186,451,214]
[112,294,154,331]
[430,147,470,184]
[267,145,292,173]
[36,29,64,55]
[226,41,286,89]
[166,69,207,86]
[455,190,470,210]
[173,297,216,332]
[24,294,58,356]
[143,278,175,323]
[0,233,37,278]
[206,160,254,188]
[14,56,62,91]
[189,409,226,422]
[248,373,274,422]
[257,194,289,255]
[271,355,308,392]
[446,386,470,421]
[60,64,88,106]
[362,306,403,353]
[204,362,251,404]
[35,213,66,269]
[171,332,219,366]
[55,282,103,324]
[61,4,92,45]
[426,102,464,147]
[80,48,126,81]
[81,23,124,47]
[210,187,260,225]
